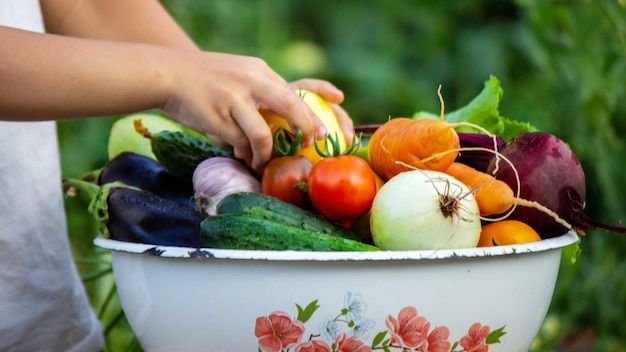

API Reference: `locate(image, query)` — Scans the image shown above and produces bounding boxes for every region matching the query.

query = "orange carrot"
[445,162,514,216]
[367,117,460,181]
[445,161,573,231]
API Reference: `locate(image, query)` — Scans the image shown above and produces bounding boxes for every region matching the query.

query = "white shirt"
[0,1,104,351]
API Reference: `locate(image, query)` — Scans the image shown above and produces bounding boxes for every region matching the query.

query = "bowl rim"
[93,231,579,261]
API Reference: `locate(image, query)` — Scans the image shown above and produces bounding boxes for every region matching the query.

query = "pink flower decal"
[459,322,491,352]
[385,306,450,351]
[255,310,305,352]
[385,307,450,352]
[254,293,505,351]
[292,339,331,352]
[427,325,451,352]
[335,332,373,352]
[385,306,428,348]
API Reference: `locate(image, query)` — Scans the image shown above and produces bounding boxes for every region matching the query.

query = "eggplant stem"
[63,178,101,203]
[63,178,138,237]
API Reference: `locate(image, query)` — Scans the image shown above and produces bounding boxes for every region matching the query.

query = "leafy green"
[413,75,537,141]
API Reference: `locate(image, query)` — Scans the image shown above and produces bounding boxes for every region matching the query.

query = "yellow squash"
[260,90,346,164]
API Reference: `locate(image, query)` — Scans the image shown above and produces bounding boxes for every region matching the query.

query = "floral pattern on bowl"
[255,292,506,352]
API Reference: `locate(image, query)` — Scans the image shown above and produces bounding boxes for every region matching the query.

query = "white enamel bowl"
[94,231,578,352]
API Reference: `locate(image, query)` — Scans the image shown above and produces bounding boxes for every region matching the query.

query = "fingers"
[163,52,354,171]
[256,84,324,148]
[205,132,225,147]
[288,78,355,143]
[289,78,344,104]
[229,103,273,172]
[202,102,272,172]
[330,103,354,145]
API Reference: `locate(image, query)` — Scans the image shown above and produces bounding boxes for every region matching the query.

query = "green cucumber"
[150,130,237,181]
[216,192,361,241]
[200,213,379,251]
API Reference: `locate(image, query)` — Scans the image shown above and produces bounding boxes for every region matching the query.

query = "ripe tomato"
[307,155,377,228]
[262,155,312,209]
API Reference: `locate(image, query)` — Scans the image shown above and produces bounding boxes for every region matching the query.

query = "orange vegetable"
[367,117,460,181]
[478,220,542,247]
[445,162,514,216]
[445,161,573,233]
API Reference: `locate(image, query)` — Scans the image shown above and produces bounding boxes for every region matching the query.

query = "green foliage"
[414,75,538,140]
[60,1,626,350]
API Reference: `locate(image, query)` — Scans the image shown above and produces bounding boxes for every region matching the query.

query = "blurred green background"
[61,0,626,351]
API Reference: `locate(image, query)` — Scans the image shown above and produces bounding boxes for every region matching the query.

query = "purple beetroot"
[456,132,506,172]
[487,131,626,238]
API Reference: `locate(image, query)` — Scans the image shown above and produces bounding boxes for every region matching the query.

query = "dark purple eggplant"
[64,178,204,247]
[96,152,195,208]
[456,132,506,172]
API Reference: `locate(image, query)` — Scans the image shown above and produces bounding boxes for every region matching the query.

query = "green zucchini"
[216,192,361,241]
[200,213,379,251]
[150,130,237,181]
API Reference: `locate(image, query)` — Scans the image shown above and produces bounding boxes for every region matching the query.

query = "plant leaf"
[296,300,320,323]
[450,341,459,351]
[562,237,582,266]
[486,325,507,344]
[413,75,536,141]
[371,331,388,347]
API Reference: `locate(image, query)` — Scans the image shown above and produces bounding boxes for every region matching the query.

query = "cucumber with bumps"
[216,192,362,241]
[200,213,379,251]
[134,118,243,181]
[151,130,236,181]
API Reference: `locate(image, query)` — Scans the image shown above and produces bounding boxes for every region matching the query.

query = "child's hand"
[162,52,327,172]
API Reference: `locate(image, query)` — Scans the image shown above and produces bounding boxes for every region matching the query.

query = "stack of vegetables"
[64,77,626,253]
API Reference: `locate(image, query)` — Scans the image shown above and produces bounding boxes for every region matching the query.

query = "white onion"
[370,169,481,250]
[192,157,261,216]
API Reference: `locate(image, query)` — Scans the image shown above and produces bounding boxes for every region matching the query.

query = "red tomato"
[308,155,377,228]
[262,155,312,209]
